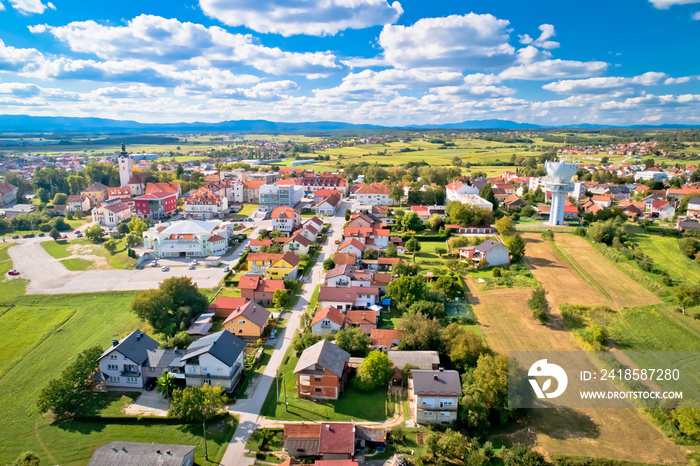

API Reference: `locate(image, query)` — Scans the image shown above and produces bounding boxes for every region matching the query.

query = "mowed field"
[465,279,688,464]
[522,234,660,310]
[631,232,700,285]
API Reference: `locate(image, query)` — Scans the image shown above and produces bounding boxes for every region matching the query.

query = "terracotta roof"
[209,297,247,316]
[345,310,377,327]
[238,275,260,290]
[243,180,266,189]
[319,423,355,455]
[289,232,312,247]
[311,305,345,327]
[338,238,365,252]
[82,182,108,193]
[313,189,342,199]
[334,252,357,265]
[275,251,300,267]
[284,423,320,440]
[145,182,179,195]
[108,186,132,197]
[356,182,389,195]
[67,194,85,203]
[250,239,272,247]
[316,192,341,208]
[272,206,298,219]
[318,286,379,303]
[370,329,404,348]
[207,234,225,242]
[103,201,130,213]
[247,253,283,262]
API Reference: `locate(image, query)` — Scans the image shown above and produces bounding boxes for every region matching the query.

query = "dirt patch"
[65,244,111,270]
[466,279,687,464]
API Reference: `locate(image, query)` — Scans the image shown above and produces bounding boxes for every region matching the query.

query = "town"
[1,128,699,466]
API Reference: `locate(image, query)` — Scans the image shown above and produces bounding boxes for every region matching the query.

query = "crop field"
[522,234,660,310]
[465,278,687,464]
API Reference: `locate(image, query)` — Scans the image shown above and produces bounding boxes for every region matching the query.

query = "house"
[53,204,68,216]
[346,212,382,229]
[687,196,700,218]
[302,175,349,196]
[318,286,380,311]
[313,189,342,204]
[334,252,357,266]
[297,223,320,243]
[186,313,214,340]
[459,239,510,267]
[107,186,132,201]
[293,340,350,400]
[315,192,341,216]
[284,424,321,458]
[271,206,302,234]
[650,199,675,221]
[179,330,246,392]
[183,187,228,220]
[81,182,109,205]
[0,182,18,206]
[283,423,367,461]
[408,368,462,424]
[502,194,528,212]
[535,200,579,218]
[445,180,478,202]
[677,219,700,232]
[134,189,178,221]
[238,276,285,305]
[325,265,391,291]
[246,253,283,275]
[222,300,271,338]
[337,238,365,256]
[96,330,160,390]
[67,194,90,212]
[143,219,229,258]
[342,226,390,250]
[281,232,312,255]
[355,182,391,206]
[87,442,195,466]
[311,305,346,335]
[267,251,300,280]
[318,423,356,460]
[208,296,247,320]
[92,199,131,228]
[370,329,403,351]
[445,224,495,235]
[591,194,613,208]
[345,310,377,334]
[667,186,700,201]
[387,351,440,384]
[249,238,272,252]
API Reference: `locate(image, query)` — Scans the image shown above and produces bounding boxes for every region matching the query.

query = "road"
[221,209,347,466]
[6,221,266,294]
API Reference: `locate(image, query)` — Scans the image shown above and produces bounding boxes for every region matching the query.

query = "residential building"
[88,442,195,466]
[279,232,312,255]
[81,182,109,205]
[242,179,265,203]
[591,194,613,208]
[183,187,228,220]
[387,351,440,383]
[67,194,90,212]
[459,239,510,267]
[246,253,282,275]
[370,329,403,351]
[651,199,675,221]
[96,330,159,390]
[313,189,342,204]
[208,296,247,320]
[502,194,528,212]
[302,175,349,196]
[333,252,357,266]
[238,276,285,305]
[445,224,494,235]
[337,238,364,256]
[260,183,304,208]
[267,251,300,280]
[271,206,302,233]
[311,306,345,335]
[355,182,391,206]
[325,265,391,291]
[283,424,367,461]
[445,180,479,202]
[293,340,350,400]
[318,286,380,311]
[408,369,462,424]
[222,300,270,338]
[1,203,35,218]
[249,238,272,252]
[687,196,700,217]
[107,186,132,201]
[179,330,246,392]
[0,182,18,206]
[345,310,377,334]
[134,185,178,220]
[92,199,132,228]
[315,192,342,216]
[143,219,230,258]
[534,200,579,219]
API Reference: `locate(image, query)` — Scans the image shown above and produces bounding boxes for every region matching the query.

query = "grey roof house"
[408,368,462,424]
[294,340,350,400]
[179,330,246,392]
[96,330,160,390]
[88,441,195,466]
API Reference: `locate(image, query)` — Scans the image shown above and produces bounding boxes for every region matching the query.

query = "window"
[107,364,118,371]
[238,329,243,333]
[314,377,322,382]
[315,387,322,393]
[127,377,138,384]
[110,354,117,360]
[149,367,155,372]
[110,376,120,383]
[238,319,246,324]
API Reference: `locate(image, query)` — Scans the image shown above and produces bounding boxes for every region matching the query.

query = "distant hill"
[0,114,698,133]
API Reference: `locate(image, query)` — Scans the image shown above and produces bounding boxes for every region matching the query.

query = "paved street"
[221,210,347,466]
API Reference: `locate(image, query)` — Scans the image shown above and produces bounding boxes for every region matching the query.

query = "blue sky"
[0,0,698,126]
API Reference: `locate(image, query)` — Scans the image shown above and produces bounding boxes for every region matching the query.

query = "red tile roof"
[311,306,345,327]
[370,329,404,348]
[318,423,355,455]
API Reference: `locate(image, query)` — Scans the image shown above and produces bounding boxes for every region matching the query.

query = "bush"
[541,230,554,241]
[492,267,502,277]
[527,288,549,324]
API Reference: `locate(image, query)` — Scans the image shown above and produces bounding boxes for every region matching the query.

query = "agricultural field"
[465,278,687,463]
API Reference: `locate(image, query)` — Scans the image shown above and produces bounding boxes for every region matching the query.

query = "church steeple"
[120,142,127,157]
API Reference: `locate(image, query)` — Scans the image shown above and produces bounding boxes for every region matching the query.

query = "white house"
[67,195,90,212]
[408,369,462,424]
[651,199,675,221]
[183,188,228,220]
[445,180,478,201]
[687,196,700,218]
[271,206,302,234]
[318,286,380,311]
[143,219,230,258]
[179,331,246,393]
[92,199,132,229]
[355,183,391,206]
[310,305,345,336]
[459,239,510,267]
[96,330,159,390]
[315,192,341,216]
[337,238,365,257]
[280,232,312,255]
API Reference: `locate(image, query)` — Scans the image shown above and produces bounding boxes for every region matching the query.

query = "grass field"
[41,238,136,270]
[465,278,687,463]
[260,347,388,422]
[631,231,700,285]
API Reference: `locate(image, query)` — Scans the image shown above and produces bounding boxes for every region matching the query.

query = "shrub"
[492,267,502,277]
[527,288,549,324]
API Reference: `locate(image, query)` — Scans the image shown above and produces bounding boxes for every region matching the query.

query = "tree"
[117,223,130,236]
[132,289,175,334]
[386,275,427,305]
[397,311,442,350]
[425,429,472,462]
[335,327,371,357]
[495,216,515,236]
[435,247,447,257]
[672,402,700,440]
[431,275,463,299]
[103,239,118,255]
[49,227,60,241]
[400,212,424,232]
[157,373,177,399]
[175,163,184,179]
[11,451,41,466]
[128,217,149,236]
[131,277,207,336]
[391,261,419,276]
[36,187,49,203]
[126,231,141,248]
[405,237,421,257]
[169,385,227,423]
[52,193,68,205]
[446,201,494,227]
[323,258,335,270]
[443,323,487,370]
[292,332,321,355]
[84,224,105,243]
[505,234,526,262]
[674,285,700,316]
[37,346,103,420]
[171,330,193,349]
[480,183,498,210]
[354,351,393,391]
[273,289,289,308]
[503,443,546,466]
[67,174,87,195]
[389,183,404,205]
[527,288,549,324]
[427,214,445,232]
[384,242,398,258]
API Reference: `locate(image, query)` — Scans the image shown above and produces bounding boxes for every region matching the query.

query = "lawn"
[307,284,321,312]
[61,257,95,271]
[260,347,388,422]
[41,237,136,270]
[631,231,700,285]
[231,203,259,219]
[469,263,539,291]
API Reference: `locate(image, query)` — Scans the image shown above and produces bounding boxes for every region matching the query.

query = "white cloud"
[31,15,344,76]
[664,76,692,84]
[0,82,41,97]
[379,13,516,70]
[0,2,5,11]
[649,0,700,9]
[9,0,54,14]
[199,0,403,36]
[0,39,45,72]
[518,24,559,50]
[543,72,668,94]
[692,10,700,19]
[500,49,607,80]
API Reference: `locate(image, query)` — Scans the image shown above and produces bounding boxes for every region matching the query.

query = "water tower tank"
[546,161,579,184]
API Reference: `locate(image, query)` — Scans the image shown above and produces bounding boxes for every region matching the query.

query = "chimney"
[156,450,161,454]
[112,339,119,347]
[122,447,127,452]
[326,424,330,431]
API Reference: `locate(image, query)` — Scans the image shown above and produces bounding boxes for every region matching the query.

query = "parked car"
[76,233,83,238]
[22,234,30,238]
[38,233,45,237]
[151,260,158,267]
[60,234,67,239]
[7,269,20,276]
[223,265,229,272]
[191,260,198,265]
[334,239,340,244]
[27,233,35,238]
[161,266,169,272]
[11,235,18,239]
[73,230,80,234]
[269,329,277,340]
[144,378,157,391]
[188,264,195,270]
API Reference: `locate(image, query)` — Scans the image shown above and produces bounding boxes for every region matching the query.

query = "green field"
[41,238,136,270]
[260,347,389,422]
[630,231,700,285]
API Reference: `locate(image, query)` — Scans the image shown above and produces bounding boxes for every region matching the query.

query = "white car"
[161,266,169,272]
[151,260,157,267]
[188,264,195,270]
[191,259,198,265]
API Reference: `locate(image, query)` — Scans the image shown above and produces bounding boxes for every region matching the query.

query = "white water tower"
[544,159,579,226]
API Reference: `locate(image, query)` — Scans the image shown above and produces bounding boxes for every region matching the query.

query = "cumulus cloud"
[543,72,668,94]
[518,24,560,50]
[9,0,54,14]
[31,15,344,76]
[0,39,44,71]
[0,82,42,97]
[648,0,700,8]
[379,13,515,70]
[664,76,692,84]
[500,46,607,80]
[692,10,700,19]
[199,0,403,36]
[0,2,5,11]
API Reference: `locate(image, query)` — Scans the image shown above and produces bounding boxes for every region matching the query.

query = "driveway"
[221,210,347,466]
[123,390,169,417]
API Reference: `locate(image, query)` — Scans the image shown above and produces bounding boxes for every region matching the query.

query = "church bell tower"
[118,143,132,187]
